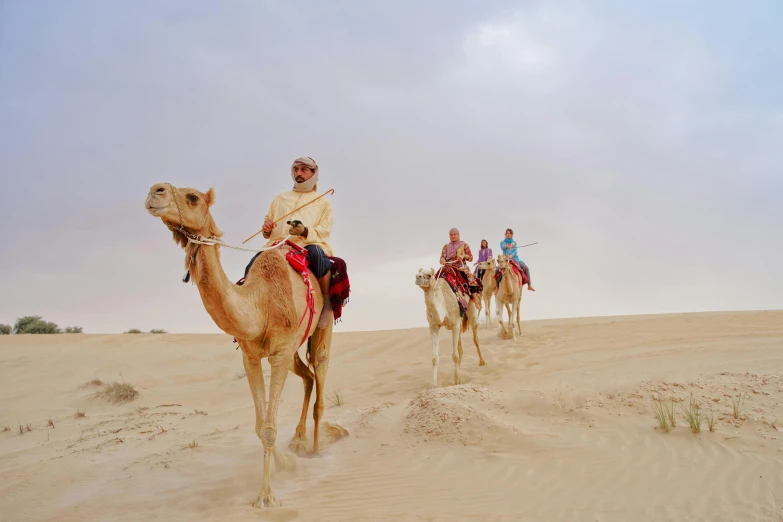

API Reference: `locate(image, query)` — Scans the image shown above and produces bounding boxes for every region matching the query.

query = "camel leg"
[451,325,462,385]
[310,323,331,456]
[242,351,267,441]
[243,352,294,479]
[499,301,508,334]
[429,324,440,388]
[288,350,314,455]
[507,301,517,340]
[469,307,486,366]
[515,296,522,336]
[253,346,293,509]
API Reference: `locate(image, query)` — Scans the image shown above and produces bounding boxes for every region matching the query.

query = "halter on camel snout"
[156,183,291,283]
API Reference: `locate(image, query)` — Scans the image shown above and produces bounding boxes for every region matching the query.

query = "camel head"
[478,258,497,271]
[415,268,436,289]
[497,254,510,271]
[145,183,223,248]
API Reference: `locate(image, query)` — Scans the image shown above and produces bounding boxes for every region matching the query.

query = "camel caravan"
[144,156,535,508]
[415,227,536,385]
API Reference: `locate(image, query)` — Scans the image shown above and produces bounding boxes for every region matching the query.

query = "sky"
[0,0,781,334]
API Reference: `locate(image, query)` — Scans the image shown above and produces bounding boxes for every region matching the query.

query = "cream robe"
[264,190,334,257]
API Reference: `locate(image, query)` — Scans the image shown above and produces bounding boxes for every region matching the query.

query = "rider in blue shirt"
[497,228,535,292]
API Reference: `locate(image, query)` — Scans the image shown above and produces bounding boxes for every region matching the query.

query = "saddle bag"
[285,241,309,273]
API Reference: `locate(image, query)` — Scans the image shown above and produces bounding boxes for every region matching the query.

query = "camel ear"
[205,187,216,207]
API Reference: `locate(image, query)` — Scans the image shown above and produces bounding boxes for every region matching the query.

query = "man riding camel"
[244,156,335,329]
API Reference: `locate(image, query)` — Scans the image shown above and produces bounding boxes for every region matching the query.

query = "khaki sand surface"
[2,310,783,521]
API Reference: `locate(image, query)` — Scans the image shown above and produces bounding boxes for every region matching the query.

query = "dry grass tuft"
[650,397,671,433]
[678,393,702,434]
[82,378,104,388]
[664,397,677,428]
[74,409,86,418]
[707,410,717,432]
[94,381,139,404]
[323,422,349,441]
[2,426,10,432]
[48,419,55,429]
[328,388,344,408]
[732,393,746,419]
[181,439,199,450]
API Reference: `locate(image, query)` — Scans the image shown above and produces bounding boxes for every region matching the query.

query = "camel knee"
[452,354,460,364]
[432,355,439,366]
[262,426,277,448]
[312,403,324,422]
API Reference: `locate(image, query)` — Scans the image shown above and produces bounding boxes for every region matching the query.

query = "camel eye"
[187,194,199,204]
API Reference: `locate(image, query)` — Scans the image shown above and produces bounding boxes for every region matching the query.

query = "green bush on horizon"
[13,316,61,334]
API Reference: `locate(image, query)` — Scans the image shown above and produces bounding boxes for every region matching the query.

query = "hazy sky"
[1,0,781,334]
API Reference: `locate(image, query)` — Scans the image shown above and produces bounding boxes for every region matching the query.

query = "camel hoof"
[479,359,487,367]
[288,436,308,456]
[252,494,281,508]
[429,382,438,390]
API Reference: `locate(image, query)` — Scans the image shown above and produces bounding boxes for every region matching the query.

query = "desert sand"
[2,310,783,521]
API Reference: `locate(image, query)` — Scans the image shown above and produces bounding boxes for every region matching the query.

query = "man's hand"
[287,220,307,237]
[262,216,276,235]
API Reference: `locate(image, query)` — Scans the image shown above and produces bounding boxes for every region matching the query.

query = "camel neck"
[187,243,266,340]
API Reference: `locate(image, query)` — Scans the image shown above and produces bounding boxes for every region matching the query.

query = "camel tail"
[461,312,469,333]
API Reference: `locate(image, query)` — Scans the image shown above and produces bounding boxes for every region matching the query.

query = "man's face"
[293,164,315,183]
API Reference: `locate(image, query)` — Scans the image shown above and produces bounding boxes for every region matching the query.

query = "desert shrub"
[64,326,83,334]
[149,329,167,334]
[94,381,139,403]
[124,329,143,334]
[0,324,10,335]
[14,316,60,334]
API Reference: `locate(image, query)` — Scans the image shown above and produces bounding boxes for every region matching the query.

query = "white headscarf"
[291,156,319,193]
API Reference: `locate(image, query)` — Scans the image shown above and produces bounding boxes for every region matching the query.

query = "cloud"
[454,5,597,92]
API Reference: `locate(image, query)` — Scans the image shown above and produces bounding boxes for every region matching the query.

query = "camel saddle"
[233,241,350,346]
[435,265,471,317]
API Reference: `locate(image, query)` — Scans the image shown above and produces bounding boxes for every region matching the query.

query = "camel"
[477,258,497,328]
[495,254,523,340]
[415,268,485,387]
[144,182,336,508]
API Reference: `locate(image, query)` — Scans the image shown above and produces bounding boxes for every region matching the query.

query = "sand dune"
[2,310,783,521]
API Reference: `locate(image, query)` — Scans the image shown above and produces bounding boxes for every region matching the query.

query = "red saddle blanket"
[235,246,350,324]
[435,265,471,316]
[328,257,350,323]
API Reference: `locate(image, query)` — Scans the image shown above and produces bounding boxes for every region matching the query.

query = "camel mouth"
[146,204,168,217]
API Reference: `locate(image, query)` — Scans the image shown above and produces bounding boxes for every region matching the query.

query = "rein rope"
[163,182,292,282]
